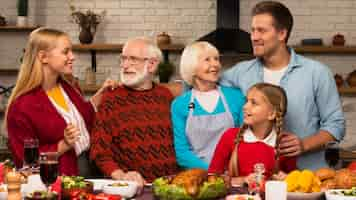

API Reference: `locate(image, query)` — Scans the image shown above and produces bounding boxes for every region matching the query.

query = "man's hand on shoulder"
[278,132,304,157]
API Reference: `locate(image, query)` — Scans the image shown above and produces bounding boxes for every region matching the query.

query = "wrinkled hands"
[111,169,146,194]
[278,132,304,157]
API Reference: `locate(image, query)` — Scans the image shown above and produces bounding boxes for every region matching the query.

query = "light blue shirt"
[220,48,345,170]
[171,86,245,169]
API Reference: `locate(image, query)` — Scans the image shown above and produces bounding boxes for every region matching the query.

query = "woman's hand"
[63,123,80,146]
[90,79,118,108]
[58,123,80,155]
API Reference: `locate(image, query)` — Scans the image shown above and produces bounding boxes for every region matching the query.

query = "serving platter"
[287,191,324,200]
[325,189,356,200]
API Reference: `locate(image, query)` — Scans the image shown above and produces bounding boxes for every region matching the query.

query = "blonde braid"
[275,110,283,136]
[274,109,284,173]
[236,123,249,143]
[228,124,249,177]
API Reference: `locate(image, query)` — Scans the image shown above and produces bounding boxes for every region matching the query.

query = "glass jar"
[248,163,266,196]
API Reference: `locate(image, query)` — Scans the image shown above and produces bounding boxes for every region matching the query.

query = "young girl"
[208,83,296,185]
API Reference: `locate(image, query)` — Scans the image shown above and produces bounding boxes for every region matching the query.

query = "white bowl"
[225,194,261,200]
[85,179,116,191]
[326,189,356,200]
[102,181,138,198]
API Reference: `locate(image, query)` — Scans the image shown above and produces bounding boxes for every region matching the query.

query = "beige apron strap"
[228,130,241,177]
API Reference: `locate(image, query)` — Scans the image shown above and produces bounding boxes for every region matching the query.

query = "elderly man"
[90,38,179,188]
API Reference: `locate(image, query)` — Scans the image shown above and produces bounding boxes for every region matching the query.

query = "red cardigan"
[7,80,94,175]
[208,128,296,178]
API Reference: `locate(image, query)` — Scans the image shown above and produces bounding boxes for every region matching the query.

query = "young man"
[90,38,179,189]
[220,1,344,170]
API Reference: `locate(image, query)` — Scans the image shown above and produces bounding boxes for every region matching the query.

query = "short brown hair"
[252,1,293,43]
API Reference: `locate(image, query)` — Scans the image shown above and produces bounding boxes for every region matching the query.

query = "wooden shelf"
[0,25,39,31]
[293,45,356,54]
[338,86,356,96]
[158,43,185,52]
[73,43,185,72]
[72,43,185,52]
[73,44,123,52]
[340,149,356,161]
[0,68,19,76]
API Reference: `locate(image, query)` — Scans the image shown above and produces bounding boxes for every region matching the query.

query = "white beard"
[120,63,149,87]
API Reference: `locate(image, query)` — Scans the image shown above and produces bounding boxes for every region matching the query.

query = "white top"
[263,66,288,85]
[243,128,277,147]
[193,88,220,113]
[47,85,90,156]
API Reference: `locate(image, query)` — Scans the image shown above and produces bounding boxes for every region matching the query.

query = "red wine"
[325,147,339,167]
[24,146,39,166]
[40,161,58,186]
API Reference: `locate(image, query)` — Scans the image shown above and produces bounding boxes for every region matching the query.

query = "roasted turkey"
[171,169,208,196]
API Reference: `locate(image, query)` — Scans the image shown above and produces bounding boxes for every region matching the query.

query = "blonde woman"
[6,28,113,175]
[171,41,245,169]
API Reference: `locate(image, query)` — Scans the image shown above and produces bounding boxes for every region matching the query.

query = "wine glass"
[324,141,340,169]
[23,138,39,172]
[39,152,59,192]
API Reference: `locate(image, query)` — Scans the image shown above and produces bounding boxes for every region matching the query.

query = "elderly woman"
[171,41,245,169]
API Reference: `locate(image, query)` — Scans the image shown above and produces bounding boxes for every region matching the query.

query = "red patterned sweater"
[90,84,179,182]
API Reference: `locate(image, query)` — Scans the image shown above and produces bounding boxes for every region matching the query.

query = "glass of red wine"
[324,141,340,169]
[23,138,39,172]
[39,152,59,192]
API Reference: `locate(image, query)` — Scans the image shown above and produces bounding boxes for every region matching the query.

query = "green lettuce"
[153,177,227,200]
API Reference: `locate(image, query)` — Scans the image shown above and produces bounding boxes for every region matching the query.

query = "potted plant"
[158,62,175,83]
[68,0,105,44]
[17,0,28,26]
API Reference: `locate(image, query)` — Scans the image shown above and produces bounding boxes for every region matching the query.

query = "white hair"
[179,41,219,85]
[123,37,163,62]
